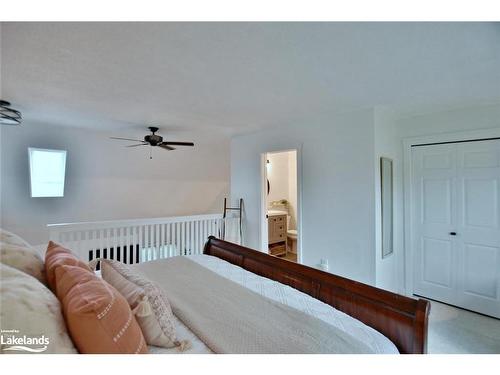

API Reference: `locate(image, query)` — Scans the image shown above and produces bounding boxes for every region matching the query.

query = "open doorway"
[261,150,300,263]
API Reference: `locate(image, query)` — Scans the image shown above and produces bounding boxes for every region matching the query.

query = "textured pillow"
[0,228,31,248]
[0,263,77,354]
[1,241,47,285]
[95,259,186,350]
[45,241,91,293]
[55,264,147,354]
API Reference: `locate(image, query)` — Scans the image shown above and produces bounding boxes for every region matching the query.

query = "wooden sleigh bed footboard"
[203,237,430,354]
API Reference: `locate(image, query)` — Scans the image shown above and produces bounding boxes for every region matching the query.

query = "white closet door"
[412,144,458,306]
[412,139,500,318]
[455,140,500,318]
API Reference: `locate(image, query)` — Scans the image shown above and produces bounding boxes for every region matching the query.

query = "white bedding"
[148,254,398,354]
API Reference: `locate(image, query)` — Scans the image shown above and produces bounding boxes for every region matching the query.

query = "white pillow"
[0,241,46,285]
[0,228,31,248]
[0,263,77,354]
[93,259,188,350]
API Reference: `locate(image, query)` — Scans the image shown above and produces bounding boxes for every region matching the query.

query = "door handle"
[449,232,457,236]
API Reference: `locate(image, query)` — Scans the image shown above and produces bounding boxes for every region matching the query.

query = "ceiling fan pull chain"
[150,147,152,160]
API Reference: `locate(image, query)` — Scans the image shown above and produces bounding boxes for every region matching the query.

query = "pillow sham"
[45,241,91,293]
[95,259,187,350]
[1,241,47,284]
[0,263,77,354]
[54,264,147,354]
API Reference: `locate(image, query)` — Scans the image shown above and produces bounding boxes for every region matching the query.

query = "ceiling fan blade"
[159,144,175,151]
[126,143,148,147]
[161,141,195,146]
[110,137,144,142]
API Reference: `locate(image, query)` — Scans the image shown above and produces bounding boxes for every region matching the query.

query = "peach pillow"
[45,241,91,292]
[55,265,147,354]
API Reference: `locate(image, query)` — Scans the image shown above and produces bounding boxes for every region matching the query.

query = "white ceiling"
[1,22,500,135]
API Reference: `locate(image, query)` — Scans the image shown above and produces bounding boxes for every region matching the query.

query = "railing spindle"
[47,214,224,263]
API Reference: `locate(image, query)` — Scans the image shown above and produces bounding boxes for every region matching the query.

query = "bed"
[133,236,430,354]
[1,227,430,354]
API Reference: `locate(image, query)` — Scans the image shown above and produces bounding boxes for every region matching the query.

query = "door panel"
[423,152,453,169]
[455,140,500,317]
[423,179,452,224]
[422,237,452,287]
[463,243,498,299]
[462,149,500,169]
[412,144,457,305]
[412,139,500,318]
[463,179,498,228]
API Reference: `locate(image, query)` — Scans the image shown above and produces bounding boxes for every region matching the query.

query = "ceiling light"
[0,100,22,125]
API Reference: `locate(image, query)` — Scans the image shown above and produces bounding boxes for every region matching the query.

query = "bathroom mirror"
[380,157,393,258]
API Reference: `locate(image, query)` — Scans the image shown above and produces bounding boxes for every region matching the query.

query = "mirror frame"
[380,157,394,258]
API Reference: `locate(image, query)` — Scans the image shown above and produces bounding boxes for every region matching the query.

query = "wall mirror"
[380,157,393,258]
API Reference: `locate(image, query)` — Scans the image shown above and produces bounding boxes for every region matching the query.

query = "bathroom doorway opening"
[260,149,301,263]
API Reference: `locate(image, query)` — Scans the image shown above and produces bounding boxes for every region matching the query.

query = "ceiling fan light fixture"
[0,100,22,125]
[110,126,195,159]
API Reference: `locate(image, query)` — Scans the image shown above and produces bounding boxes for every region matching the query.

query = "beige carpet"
[426,300,500,354]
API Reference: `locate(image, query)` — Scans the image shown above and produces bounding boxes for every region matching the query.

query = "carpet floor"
[426,299,500,354]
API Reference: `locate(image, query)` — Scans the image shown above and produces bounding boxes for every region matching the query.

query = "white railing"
[47,214,225,264]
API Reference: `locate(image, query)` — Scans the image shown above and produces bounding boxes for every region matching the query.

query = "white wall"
[397,103,500,138]
[373,104,500,294]
[266,152,290,205]
[0,121,230,245]
[232,103,500,289]
[395,103,500,295]
[374,108,403,293]
[288,151,298,230]
[231,109,377,285]
[266,150,297,230]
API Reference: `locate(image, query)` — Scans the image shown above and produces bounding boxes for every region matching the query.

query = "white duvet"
[148,254,399,354]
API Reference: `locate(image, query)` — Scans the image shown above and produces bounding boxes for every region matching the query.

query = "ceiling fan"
[110,126,194,159]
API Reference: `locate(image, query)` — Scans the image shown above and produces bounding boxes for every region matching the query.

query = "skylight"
[28,148,67,198]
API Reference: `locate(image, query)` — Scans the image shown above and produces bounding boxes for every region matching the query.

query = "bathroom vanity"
[267,212,287,256]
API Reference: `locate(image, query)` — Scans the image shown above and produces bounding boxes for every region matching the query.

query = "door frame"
[403,128,500,297]
[260,148,303,264]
